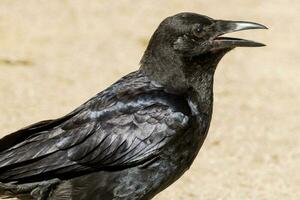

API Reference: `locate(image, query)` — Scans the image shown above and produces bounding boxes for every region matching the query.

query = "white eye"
[193,24,203,37]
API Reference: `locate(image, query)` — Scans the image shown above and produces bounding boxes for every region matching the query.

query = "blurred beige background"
[0,0,299,200]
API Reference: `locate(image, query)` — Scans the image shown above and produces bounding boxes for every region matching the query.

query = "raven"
[0,12,266,200]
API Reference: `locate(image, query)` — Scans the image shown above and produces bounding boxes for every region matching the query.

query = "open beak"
[211,20,268,50]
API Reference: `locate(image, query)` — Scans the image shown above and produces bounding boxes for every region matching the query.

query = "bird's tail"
[0,181,16,199]
[0,181,34,199]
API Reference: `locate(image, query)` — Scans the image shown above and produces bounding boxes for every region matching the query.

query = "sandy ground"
[0,0,299,199]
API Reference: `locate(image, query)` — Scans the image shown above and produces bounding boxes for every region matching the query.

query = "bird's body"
[0,71,211,200]
[0,12,266,200]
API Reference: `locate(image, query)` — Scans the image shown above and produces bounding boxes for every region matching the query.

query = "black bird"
[0,12,266,200]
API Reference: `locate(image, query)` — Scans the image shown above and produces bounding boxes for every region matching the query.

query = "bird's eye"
[193,24,203,37]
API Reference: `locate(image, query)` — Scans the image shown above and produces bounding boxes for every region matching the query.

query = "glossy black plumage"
[0,12,266,200]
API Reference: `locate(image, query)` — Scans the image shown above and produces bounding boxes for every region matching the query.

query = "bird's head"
[140,12,267,92]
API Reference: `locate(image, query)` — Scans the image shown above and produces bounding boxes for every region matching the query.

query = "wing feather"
[0,72,190,182]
